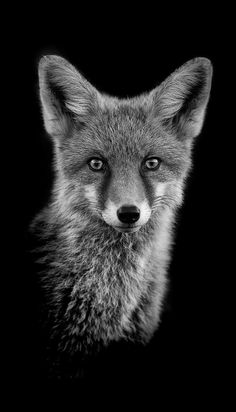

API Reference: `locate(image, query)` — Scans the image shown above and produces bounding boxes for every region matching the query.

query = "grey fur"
[32,55,212,370]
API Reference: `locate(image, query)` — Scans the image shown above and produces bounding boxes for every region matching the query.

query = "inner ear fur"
[38,55,100,138]
[151,57,213,139]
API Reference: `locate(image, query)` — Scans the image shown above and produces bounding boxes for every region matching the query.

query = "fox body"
[32,55,212,375]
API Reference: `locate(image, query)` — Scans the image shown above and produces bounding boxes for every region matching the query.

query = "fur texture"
[31,55,212,377]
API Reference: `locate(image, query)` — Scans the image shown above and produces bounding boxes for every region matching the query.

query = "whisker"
[152,195,177,211]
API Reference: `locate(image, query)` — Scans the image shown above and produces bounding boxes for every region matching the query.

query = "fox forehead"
[70,104,171,155]
[65,104,189,174]
[75,103,152,151]
[92,107,152,158]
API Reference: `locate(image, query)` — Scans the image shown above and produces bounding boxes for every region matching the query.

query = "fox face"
[38,56,212,234]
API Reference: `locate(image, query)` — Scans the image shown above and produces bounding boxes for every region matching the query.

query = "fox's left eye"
[143,157,161,171]
[88,158,105,171]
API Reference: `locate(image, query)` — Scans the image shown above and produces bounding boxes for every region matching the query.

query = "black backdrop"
[6,15,231,407]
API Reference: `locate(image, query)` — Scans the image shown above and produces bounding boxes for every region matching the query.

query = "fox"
[31,55,212,378]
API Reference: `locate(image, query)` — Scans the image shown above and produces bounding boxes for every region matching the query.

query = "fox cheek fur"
[33,55,212,374]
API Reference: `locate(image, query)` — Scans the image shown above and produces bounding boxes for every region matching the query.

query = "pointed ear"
[38,55,100,137]
[151,58,213,139]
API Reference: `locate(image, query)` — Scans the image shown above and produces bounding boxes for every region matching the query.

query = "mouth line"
[114,225,141,233]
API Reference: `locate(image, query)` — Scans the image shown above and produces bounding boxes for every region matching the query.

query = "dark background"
[6,13,232,407]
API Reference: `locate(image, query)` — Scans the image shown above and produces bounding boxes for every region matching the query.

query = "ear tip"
[38,55,67,74]
[195,56,213,68]
[191,57,213,77]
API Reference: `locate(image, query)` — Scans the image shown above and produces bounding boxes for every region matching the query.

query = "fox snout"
[101,198,151,233]
[82,183,152,232]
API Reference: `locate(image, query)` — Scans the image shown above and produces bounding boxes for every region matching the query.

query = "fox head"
[38,55,212,233]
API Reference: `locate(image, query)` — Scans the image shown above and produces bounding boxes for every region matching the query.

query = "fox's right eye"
[88,158,105,172]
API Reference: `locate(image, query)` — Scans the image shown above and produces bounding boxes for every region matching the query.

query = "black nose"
[117,205,140,224]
